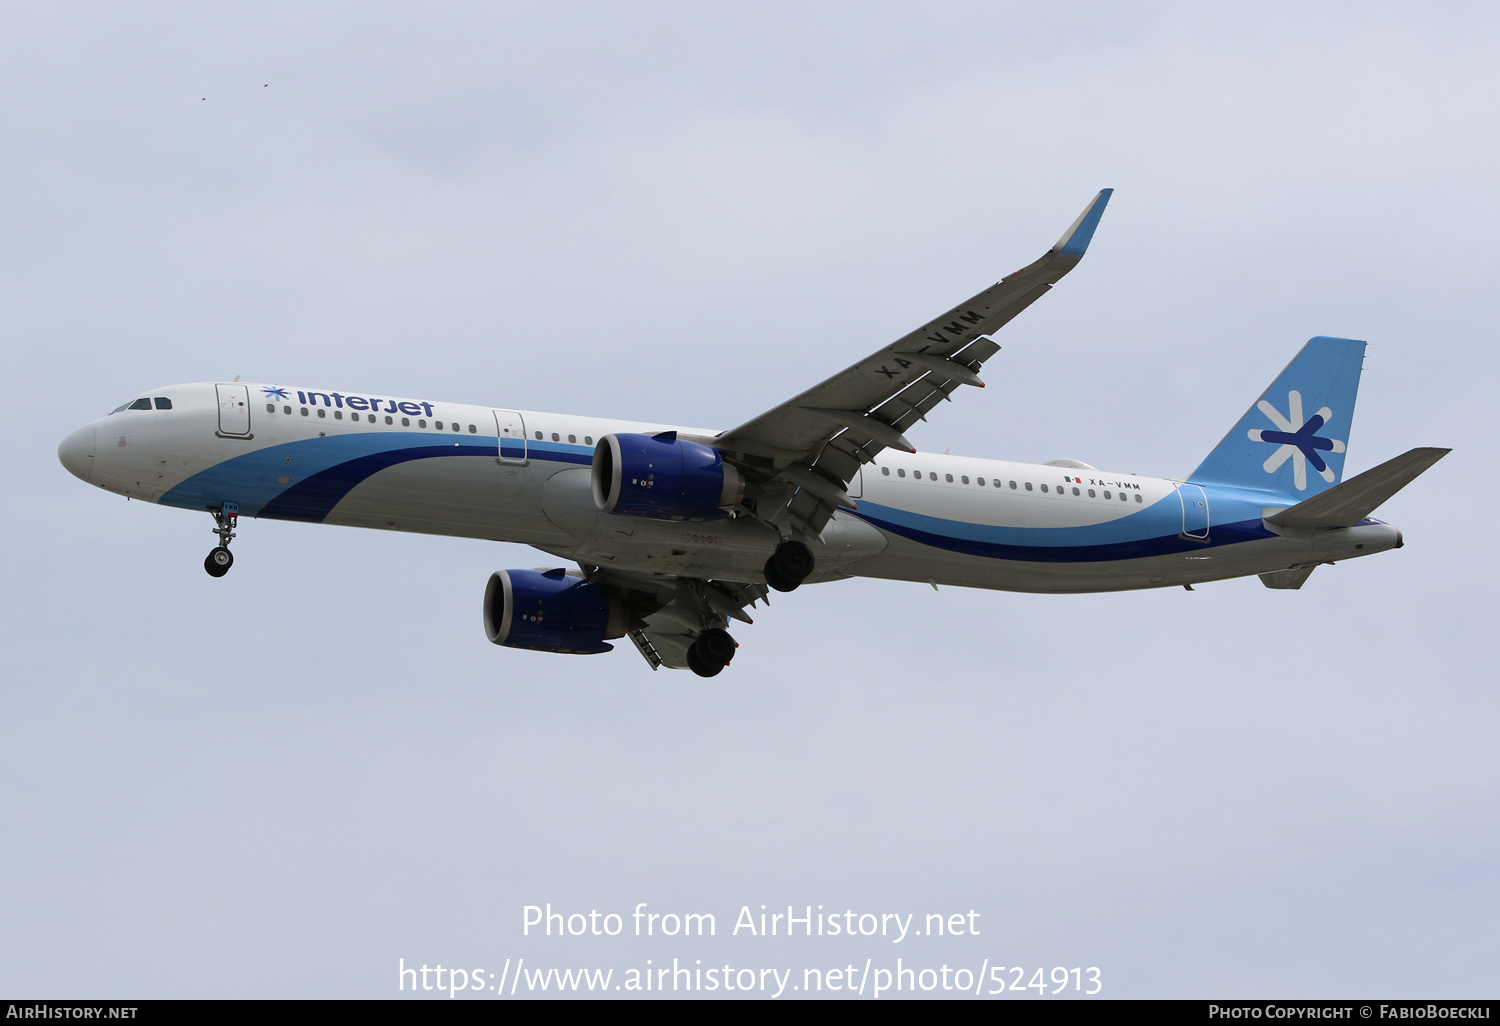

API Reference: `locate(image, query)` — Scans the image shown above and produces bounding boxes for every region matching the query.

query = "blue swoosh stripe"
[526,442,592,466]
[159,432,594,522]
[259,443,498,522]
[853,510,1276,562]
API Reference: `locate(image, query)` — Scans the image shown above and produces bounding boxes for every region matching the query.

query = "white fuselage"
[58,381,1401,593]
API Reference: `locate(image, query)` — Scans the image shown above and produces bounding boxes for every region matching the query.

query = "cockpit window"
[110,396,174,414]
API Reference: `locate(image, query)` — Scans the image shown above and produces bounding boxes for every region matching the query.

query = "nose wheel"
[204,546,234,577]
[204,503,238,578]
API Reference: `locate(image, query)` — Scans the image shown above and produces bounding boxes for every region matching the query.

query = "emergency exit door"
[493,410,527,463]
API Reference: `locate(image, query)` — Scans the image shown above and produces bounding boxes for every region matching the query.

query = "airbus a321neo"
[58,190,1448,677]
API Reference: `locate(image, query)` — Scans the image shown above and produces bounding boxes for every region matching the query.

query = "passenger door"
[215,384,251,437]
[1178,483,1209,540]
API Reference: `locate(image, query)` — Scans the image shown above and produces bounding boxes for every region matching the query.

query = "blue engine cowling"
[591,431,744,520]
[483,569,627,655]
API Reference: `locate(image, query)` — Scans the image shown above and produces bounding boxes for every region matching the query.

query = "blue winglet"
[1054,188,1113,256]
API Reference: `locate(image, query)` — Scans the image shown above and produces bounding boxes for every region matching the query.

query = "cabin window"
[1040,484,1048,493]
[386,416,394,425]
[1025,482,1033,491]
[897,469,906,478]
[534,431,543,440]
[976,477,985,486]
[1119,492,1128,501]
[1088,488,1096,498]
[452,422,460,432]
[881,466,890,476]
[567,434,575,443]
[418,419,426,428]
[1103,490,1111,499]
[929,472,937,481]
[551,432,559,441]
[266,403,275,413]
[283,406,291,415]
[469,424,478,433]
[961,476,969,484]
[129,398,152,411]
[1072,486,1080,496]
[317,408,326,418]
[300,408,309,417]
[585,436,594,445]
[435,421,443,430]
[401,417,410,426]
[334,410,343,420]
[1134,493,1143,503]
[945,474,954,483]
[1009,480,1017,489]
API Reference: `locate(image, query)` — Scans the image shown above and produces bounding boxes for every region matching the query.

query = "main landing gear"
[687,627,737,678]
[763,539,814,593]
[204,503,238,578]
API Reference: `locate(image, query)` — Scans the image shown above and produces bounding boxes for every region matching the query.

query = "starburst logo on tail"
[1247,390,1346,490]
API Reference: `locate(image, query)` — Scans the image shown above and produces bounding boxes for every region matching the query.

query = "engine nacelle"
[591,431,744,521]
[483,569,627,655]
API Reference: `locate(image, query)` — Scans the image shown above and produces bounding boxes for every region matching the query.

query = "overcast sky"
[2,1,1496,999]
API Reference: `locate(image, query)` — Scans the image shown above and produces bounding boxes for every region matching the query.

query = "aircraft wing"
[581,565,768,671]
[714,189,1113,539]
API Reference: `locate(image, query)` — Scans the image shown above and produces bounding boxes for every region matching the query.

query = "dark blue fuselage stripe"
[259,443,497,522]
[254,444,593,523]
[250,439,1275,559]
[853,511,1277,563]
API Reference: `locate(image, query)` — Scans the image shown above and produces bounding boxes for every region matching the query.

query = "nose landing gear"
[204,503,238,578]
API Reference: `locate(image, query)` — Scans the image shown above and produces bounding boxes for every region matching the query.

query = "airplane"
[56,190,1448,678]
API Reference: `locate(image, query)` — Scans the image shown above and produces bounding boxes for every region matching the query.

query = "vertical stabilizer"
[1189,337,1365,498]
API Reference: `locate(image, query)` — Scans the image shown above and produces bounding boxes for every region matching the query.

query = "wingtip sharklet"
[1053,188,1113,256]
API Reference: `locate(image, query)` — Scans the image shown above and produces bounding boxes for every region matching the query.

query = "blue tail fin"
[1188,336,1365,497]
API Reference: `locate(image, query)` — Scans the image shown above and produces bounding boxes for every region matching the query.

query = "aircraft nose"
[58,425,97,483]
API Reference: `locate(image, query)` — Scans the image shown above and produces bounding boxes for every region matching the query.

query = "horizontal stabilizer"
[1265,447,1450,530]
[1260,566,1317,590]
